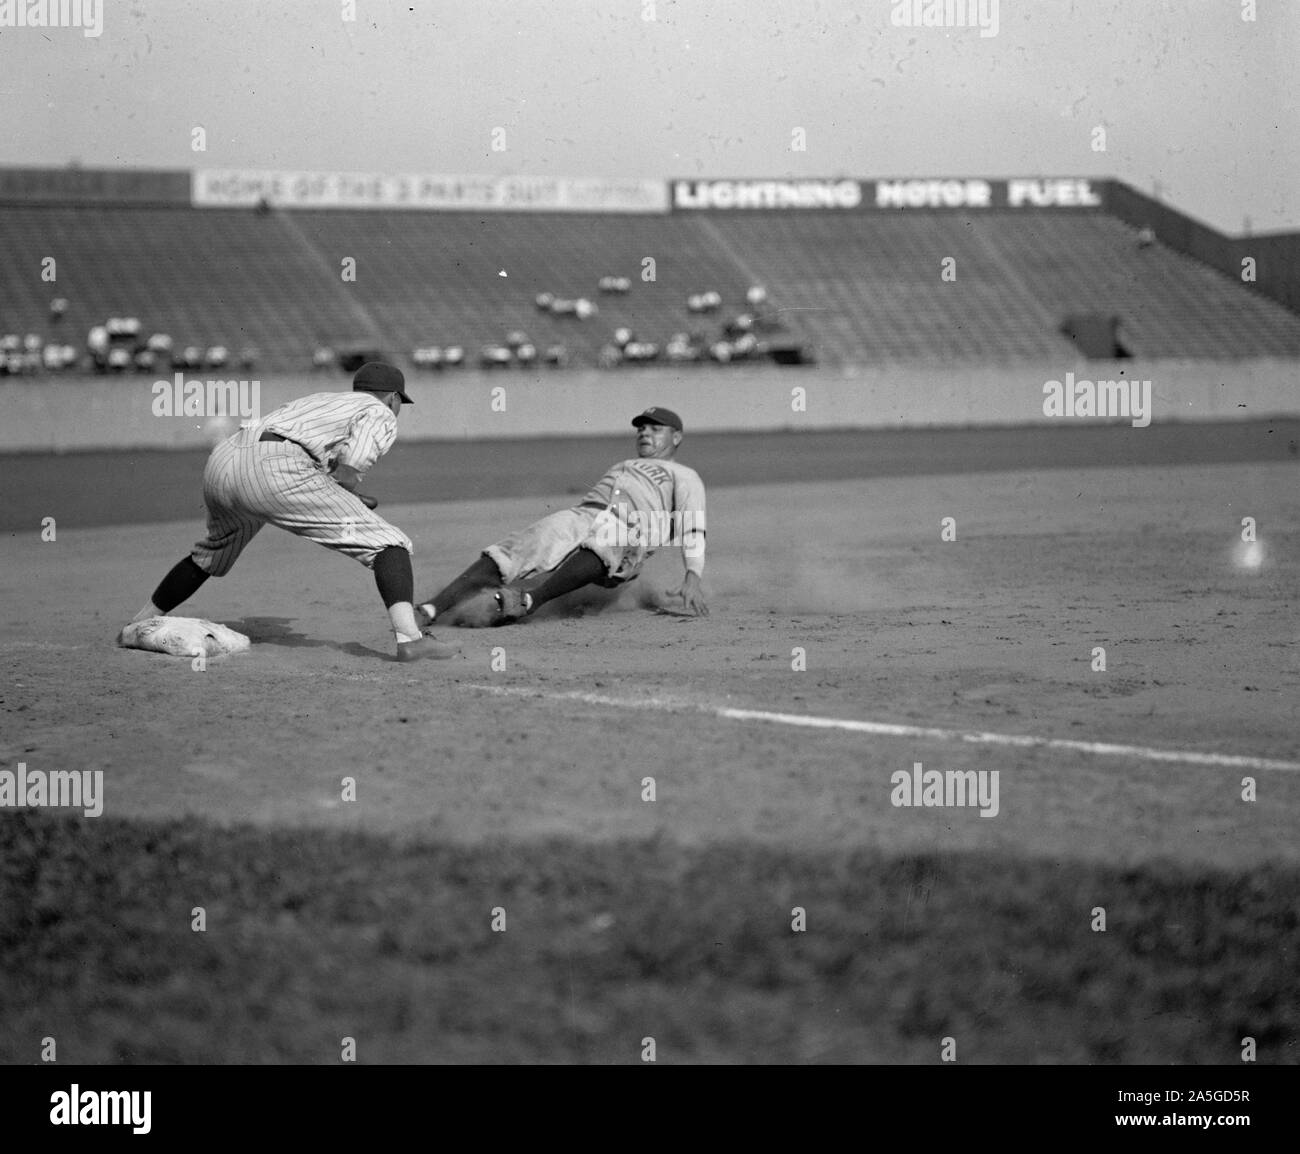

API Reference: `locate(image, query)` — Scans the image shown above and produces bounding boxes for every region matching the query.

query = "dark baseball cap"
[632,406,683,432]
[353,361,413,404]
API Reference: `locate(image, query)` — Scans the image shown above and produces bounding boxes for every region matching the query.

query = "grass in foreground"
[0,811,1295,1063]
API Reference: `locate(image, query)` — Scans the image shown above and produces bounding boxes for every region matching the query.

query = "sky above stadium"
[0,0,1295,233]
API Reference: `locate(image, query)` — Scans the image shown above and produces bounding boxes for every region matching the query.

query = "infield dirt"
[1,427,1296,1062]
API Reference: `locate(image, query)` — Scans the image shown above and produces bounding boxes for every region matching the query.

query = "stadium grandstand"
[1,170,1299,377]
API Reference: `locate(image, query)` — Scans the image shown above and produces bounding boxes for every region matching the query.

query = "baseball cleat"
[395,633,460,662]
[493,586,532,622]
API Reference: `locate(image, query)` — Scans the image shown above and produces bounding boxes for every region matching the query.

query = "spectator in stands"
[205,345,229,369]
[544,344,567,367]
[86,324,109,373]
[134,348,157,373]
[443,346,465,367]
[623,341,660,364]
[239,347,259,372]
[666,332,699,363]
[744,284,781,331]
[49,297,69,324]
[724,313,755,338]
[312,345,336,371]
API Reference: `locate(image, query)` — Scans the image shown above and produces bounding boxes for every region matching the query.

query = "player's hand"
[355,493,379,510]
[667,572,708,616]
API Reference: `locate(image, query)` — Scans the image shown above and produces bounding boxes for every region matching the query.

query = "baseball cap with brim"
[353,361,413,404]
[632,406,683,432]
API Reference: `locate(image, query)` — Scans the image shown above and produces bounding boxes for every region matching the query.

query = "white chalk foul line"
[465,684,1300,773]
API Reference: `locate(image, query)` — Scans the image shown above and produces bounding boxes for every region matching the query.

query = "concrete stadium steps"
[284,210,757,361]
[707,212,1300,361]
[0,205,364,365]
[1002,214,1300,358]
[704,212,1068,361]
[3,204,1299,371]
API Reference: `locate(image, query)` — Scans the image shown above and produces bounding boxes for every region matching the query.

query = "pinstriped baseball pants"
[190,426,413,576]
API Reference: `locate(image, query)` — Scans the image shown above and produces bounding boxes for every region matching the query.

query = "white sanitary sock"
[389,601,422,643]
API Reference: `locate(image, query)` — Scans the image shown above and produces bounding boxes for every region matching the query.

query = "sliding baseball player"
[419,406,707,626]
[121,362,459,662]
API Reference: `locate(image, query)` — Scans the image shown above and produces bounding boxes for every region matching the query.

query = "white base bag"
[118,616,251,657]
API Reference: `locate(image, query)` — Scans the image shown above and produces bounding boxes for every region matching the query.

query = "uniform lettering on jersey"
[629,460,672,487]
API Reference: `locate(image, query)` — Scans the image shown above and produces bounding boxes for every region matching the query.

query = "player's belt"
[258,430,319,463]
[259,430,308,451]
[579,501,614,511]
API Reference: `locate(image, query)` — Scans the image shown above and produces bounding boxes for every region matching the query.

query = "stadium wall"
[1104,181,1300,316]
[2,360,1297,453]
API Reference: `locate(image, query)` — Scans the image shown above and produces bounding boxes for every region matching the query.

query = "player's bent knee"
[190,553,233,578]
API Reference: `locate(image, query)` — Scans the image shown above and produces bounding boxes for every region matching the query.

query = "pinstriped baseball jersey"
[190,398,412,577]
[257,391,397,478]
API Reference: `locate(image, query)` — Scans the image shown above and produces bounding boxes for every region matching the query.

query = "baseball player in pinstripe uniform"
[419,406,707,626]
[123,362,459,662]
